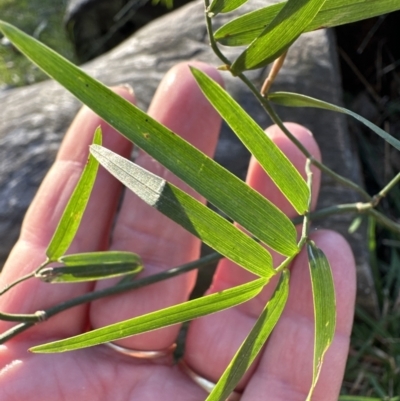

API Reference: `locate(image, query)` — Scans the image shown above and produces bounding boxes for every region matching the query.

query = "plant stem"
[275,254,296,273]
[313,159,372,201]
[291,202,400,234]
[372,172,400,206]
[0,310,46,323]
[261,51,287,96]
[301,158,313,239]
[277,160,313,274]
[204,0,231,67]
[292,203,368,225]
[0,252,222,343]
[0,258,51,298]
[368,208,400,234]
[0,271,35,297]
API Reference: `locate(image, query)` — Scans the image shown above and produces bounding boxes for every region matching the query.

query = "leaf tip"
[93,126,103,146]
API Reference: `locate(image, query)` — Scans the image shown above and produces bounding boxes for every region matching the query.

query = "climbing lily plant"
[1,0,400,400]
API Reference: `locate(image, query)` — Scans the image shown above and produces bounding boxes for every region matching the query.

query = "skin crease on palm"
[0,61,356,401]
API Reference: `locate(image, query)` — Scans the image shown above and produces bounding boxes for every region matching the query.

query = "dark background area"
[335,12,400,398]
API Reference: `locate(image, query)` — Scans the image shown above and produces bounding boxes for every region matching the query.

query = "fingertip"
[168,61,224,89]
[147,61,222,156]
[113,83,135,98]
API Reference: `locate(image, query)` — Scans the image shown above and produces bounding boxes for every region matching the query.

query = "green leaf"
[207,0,249,17]
[59,251,141,266]
[45,127,102,260]
[206,269,289,401]
[35,251,143,283]
[30,277,267,353]
[306,241,336,401]
[215,0,400,47]
[90,145,274,277]
[230,0,327,74]
[268,92,400,152]
[191,67,309,214]
[0,21,299,257]
[348,216,363,234]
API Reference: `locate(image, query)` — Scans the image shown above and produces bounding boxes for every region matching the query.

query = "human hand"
[0,62,356,400]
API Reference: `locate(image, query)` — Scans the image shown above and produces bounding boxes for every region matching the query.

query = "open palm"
[0,62,355,401]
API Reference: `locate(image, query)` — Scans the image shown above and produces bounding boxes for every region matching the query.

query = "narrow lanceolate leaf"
[214,0,400,46]
[31,277,266,353]
[191,68,309,214]
[45,127,102,260]
[306,241,336,401]
[207,0,248,17]
[269,92,400,152]
[230,0,327,74]
[35,251,143,283]
[0,21,298,257]
[206,269,290,401]
[91,145,274,277]
[215,0,400,47]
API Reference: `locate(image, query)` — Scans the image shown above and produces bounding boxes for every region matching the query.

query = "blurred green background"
[0,0,76,89]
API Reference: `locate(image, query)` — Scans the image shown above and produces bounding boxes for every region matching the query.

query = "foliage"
[0,0,76,89]
[1,0,400,399]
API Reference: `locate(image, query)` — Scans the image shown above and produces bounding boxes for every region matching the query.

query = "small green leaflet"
[45,127,102,260]
[35,251,143,283]
[30,277,267,353]
[230,0,327,74]
[90,145,275,277]
[306,241,336,401]
[214,0,400,47]
[269,92,400,151]
[191,67,309,215]
[207,0,249,17]
[206,269,290,401]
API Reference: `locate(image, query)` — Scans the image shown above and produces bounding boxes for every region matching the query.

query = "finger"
[0,87,135,338]
[242,230,356,401]
[184,123,322,384]
[90,62,223,350]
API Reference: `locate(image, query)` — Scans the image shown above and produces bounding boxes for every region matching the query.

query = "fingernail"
[117,83,135,96]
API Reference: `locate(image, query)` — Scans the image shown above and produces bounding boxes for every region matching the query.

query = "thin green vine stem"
[0,271,35,297]
[291,201,400,235]
[0,311,46,323]
[0,252,222,343]
[0,259,51,298]
[372,172,400,205]
[276,159,313,273]
[291,203,368,225]
[204,0,231,66]
[302,158,313,239]
[313,159,372,202]
[368,208,400,234]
